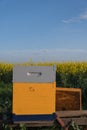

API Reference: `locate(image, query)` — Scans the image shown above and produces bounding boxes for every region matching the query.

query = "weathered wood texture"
[56,110,87,126]
[12,121,54,127]
[56,87,82,111]
[62,118,87,126]
[56,110,87,117]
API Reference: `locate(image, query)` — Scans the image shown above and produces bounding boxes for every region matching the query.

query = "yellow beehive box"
[13,66,56,122]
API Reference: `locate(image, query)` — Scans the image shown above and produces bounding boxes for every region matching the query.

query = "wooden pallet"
[7,111,87,127]
[0,111,87,128]
[56,110,87,126]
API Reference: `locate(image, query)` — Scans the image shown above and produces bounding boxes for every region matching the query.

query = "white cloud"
[0,49,87,63]
[80,11,87,19]
[62,10,87,23]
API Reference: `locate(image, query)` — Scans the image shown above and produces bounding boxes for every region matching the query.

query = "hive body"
[13,66,56,122]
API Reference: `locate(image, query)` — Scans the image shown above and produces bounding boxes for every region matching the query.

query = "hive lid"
[13,66,56,83]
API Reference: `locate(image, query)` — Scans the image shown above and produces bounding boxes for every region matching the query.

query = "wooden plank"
[9,123,53,127]
[24,122,54,127]
[62,117,87,125]
[14,121,54,124]
[56,87,82,111]
[8,122,54,127]
[56,87,81,92]
[56,110,87,117]
[13,121,54,127]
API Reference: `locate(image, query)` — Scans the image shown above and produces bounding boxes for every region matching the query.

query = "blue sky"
[0,0,87,62]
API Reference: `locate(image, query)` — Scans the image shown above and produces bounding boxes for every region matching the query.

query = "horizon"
[0,0,87,62]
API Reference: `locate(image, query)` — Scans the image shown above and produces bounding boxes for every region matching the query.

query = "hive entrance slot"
[27,72,42,77]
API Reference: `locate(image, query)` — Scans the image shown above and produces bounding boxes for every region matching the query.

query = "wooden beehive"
[13,66,56,123]
[56,87,82,111]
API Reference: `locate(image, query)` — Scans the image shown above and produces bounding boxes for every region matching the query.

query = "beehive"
[56,87,82,111]
[13,66,56,123]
